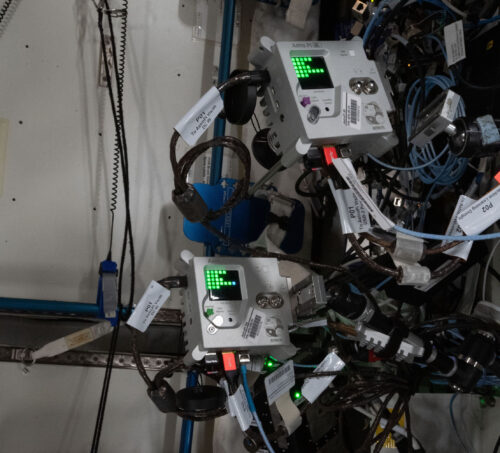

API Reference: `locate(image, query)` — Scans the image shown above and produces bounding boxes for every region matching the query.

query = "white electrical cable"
[440,0,467,17]
[482,239,500,301]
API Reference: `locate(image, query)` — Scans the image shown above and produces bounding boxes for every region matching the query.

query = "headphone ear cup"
[252,128,285,171]
[223,69,257,125]
[176,385,227,421]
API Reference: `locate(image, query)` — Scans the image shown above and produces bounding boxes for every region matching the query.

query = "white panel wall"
[0,0,215,304]
[0,0,320,451]
[0,1,226,451]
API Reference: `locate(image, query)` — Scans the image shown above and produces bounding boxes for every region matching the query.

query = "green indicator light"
[266,361,274,368]
[293,391,302,400]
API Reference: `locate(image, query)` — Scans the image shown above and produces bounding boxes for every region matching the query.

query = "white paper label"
[127,281,170,333]
[442,195,474,259]
[342,92,361,129]
[264,360,295,405]
[444,20,466,66]
[174,86,223,146]
[331,158,395,231]
[228,385,253,431]
[444,90,460,121]
[241,308,265,343]
[329,180,370,234]
[302,352,345,403]
[457,185,500,235]
[32,321,113,361]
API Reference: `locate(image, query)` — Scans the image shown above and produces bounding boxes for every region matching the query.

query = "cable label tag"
[331,158,395,230]
[264,360,295,405]
[444,20,466,66]
[342,92,361,129]
[32,321,113,361]
[442,195,475,260]
[227,385,253,431]
[127,281,170,333]
[457,185,500,235]
[174,86,223,146]
[328,180,370,234]
[301,351,345,403]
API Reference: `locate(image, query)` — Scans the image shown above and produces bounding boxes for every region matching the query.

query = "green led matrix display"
[204,269,237,290]
[291,57,325,79]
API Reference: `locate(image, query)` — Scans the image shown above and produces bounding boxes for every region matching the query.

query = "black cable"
[90,323,120,453]
[493,434,500,453]
[253,113,261,131]
[90,2,135,452]
[0,0,13,26]
[98,1,135,318]
[295,168,321,198]
[171,131,251,222]
[250,116,258,134]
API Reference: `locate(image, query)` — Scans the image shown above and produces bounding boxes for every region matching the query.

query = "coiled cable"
[170,71,268,222]
[0,0,14,27]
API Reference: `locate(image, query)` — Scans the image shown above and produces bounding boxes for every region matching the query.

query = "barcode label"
[248,315,262,339]
[241,308,265,341]
[264,360,295,405]
[350,98,358,124]
[268,363,289,385]
[343,92,361,129]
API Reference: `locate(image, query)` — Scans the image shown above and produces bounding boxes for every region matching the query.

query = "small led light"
[293,391,301,400]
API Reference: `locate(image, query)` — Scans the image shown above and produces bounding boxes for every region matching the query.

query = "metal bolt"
[269,294,284,308]
[351,81,363,94]
[256,295,269,308]
[207,324,217,335]
[362,79,378,94]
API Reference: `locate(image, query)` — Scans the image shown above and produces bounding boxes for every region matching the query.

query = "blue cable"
[393,224,500,241]
[349,276,392,295]
[375,276,393,290]
[363,0,391,45]
[477,15,500,25]
[405,74,468,186]
[449,394,474,452]
[240,365,276,453]
[367,146,449,171]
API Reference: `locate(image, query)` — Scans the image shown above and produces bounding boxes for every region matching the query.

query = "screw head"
[256,295,269,308]
[269,294,283,308]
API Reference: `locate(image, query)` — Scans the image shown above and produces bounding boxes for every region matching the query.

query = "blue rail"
[0,297,100,316]
[209,0,236,186]
[179,371,199,453]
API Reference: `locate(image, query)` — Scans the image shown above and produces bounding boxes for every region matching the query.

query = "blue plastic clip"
[97,260,119,326]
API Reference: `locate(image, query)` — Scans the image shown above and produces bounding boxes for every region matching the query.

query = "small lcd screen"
[291,56,333,90]
[204,268,242,301]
